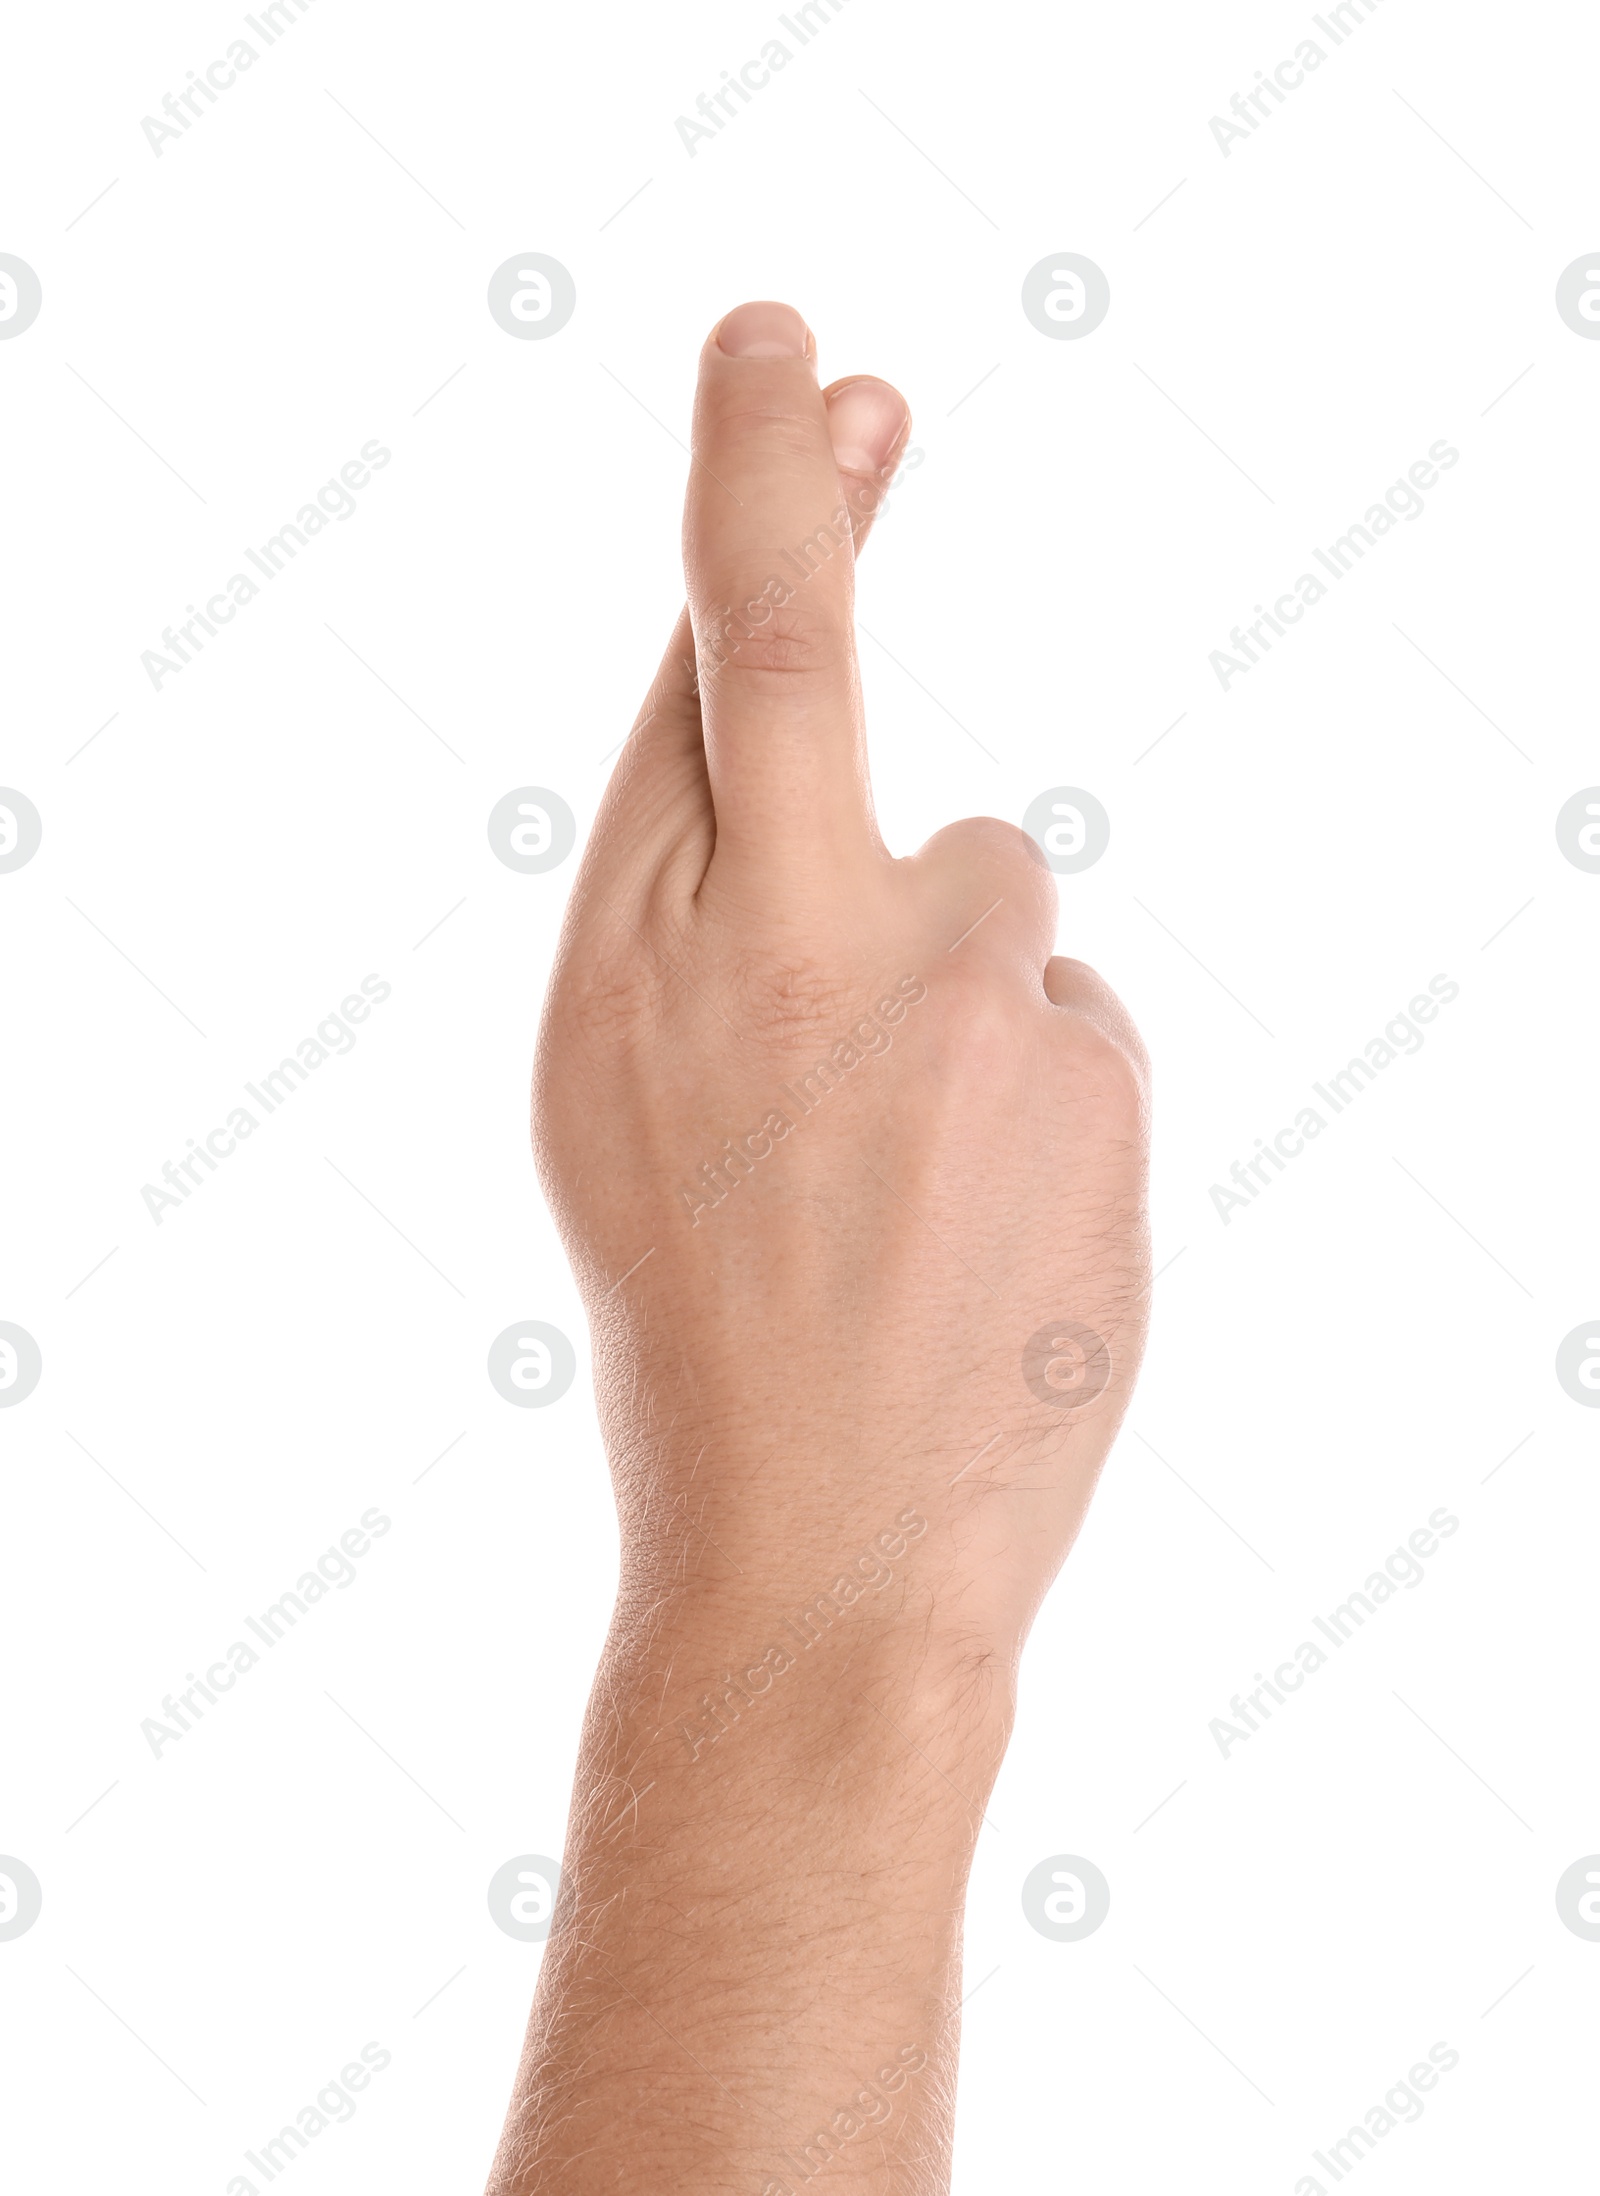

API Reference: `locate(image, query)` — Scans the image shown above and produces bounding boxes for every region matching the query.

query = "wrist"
[623,1601,1014,1806]
[609,1527,1018,1797]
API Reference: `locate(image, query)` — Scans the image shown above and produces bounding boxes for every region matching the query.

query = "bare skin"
[486,299,1151,2195]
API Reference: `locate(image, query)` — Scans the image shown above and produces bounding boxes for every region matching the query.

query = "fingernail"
[716,301,810,358]
[825,378,910,476]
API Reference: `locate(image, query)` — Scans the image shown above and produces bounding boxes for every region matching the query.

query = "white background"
[2,1,1597,2189]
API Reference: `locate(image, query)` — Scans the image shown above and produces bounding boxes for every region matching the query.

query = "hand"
[490,299,1151,2195]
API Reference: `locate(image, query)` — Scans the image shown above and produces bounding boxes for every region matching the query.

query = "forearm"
[487,1571,1014,2194]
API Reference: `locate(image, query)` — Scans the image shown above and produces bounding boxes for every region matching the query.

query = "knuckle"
[700,603,848,689]
[734,950,862,1046]
[957,815,1051,874]
[548,897,680,1048]
[920,816,1059,932]
[925,814,1050,879]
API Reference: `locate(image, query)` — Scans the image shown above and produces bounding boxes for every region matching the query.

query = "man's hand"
[488,300,1151,2194]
